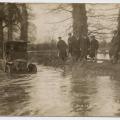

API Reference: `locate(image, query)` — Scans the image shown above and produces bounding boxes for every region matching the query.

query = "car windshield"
[6,42,27,52]
[5,42,28,61]
[0,44,3,59]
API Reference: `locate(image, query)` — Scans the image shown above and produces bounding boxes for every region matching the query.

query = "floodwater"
[0,54,120,116]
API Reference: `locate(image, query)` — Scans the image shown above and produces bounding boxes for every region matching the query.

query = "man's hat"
[68,33,71,35]
[58,37,61,39]
[113,30,117,34]
[90,35,95,38]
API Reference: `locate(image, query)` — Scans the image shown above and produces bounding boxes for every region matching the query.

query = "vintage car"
[0,40,37,73]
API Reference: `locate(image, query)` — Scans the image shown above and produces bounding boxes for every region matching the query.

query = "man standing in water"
[68,33,72,56]
[57,37,68,61]
[109,30,120,63]
[80,35,90,61]
[68,33,80,61]
[89,35,99,61]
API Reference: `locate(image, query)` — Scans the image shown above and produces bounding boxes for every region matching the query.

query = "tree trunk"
[0,4,4,42]
[0,20,3,41]
[116,9,120,54]
[7,4,13,41]
[117,9,120,35]
[72,3,88,38]
[8,23,13,41]
[0,4,4,58]
[20,4,28,41]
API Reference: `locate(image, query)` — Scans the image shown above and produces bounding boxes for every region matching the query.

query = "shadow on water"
[0,60,120,116]
[68,64,120,116]
[0,73,33,116]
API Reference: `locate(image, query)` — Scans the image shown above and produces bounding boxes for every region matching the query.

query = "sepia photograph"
[0,2,120,117]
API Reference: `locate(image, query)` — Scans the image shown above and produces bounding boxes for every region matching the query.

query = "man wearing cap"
[68,33,80,61]
[57,37,68,61]
[68,33,72,56]
[80,35,90,60]
[89,35,99,61]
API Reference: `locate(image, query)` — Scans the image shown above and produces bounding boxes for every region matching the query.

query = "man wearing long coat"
[79,35,90,60]
[57,37,68,61]
[109,31,120,63]
[68,33,72,55]
[68,33,80,60]
[89,35,99,60]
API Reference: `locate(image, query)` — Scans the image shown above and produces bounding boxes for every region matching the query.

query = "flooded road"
[0,62,120,116]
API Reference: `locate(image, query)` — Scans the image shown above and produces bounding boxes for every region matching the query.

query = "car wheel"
[28,64,37,73]
[5,65,12,73]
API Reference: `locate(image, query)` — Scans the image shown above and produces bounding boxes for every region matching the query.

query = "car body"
[0,40,37,73]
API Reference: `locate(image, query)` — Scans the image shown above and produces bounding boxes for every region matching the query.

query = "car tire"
[5,65,12,73]
[28,64,37,73]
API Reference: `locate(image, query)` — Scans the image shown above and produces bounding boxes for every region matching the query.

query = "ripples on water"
[0,54,120,116]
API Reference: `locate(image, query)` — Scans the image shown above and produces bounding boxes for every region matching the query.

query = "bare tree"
[6,3,21,40]
[72,3,88,37]
[48,3,88,38]
[20,3,28,41]
[0,4,4,42]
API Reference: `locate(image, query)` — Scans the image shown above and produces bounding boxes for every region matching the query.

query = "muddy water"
[0,54,120,116]
[0,64,120,116]
[97,53,110,60]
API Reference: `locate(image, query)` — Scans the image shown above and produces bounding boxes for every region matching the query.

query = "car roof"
[5,40,27,44]
[13,59,27,62]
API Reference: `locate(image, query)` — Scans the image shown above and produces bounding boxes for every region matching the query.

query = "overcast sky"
[29,3,120,44]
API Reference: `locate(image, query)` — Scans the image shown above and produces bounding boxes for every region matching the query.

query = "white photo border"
[0,0,120,3]
[0,0,120,120]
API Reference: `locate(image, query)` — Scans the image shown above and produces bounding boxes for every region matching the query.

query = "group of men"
[57,33,99,62]
[109,30,120,63]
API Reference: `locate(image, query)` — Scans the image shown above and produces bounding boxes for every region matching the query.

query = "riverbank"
[37,55,120,75]
[28,52,120,74]
[70,60,120,77]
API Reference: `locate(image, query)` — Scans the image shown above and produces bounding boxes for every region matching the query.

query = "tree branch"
[89,30,111,35]
[88,14,119,18]
[47,4,72,14]
[3,23,21,30]
[46,17,72,24]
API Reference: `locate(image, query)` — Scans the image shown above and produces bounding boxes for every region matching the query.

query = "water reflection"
[97,53,110,60]
[0,64,120,116]
[0,74,31,115]
[70,66,120,116]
